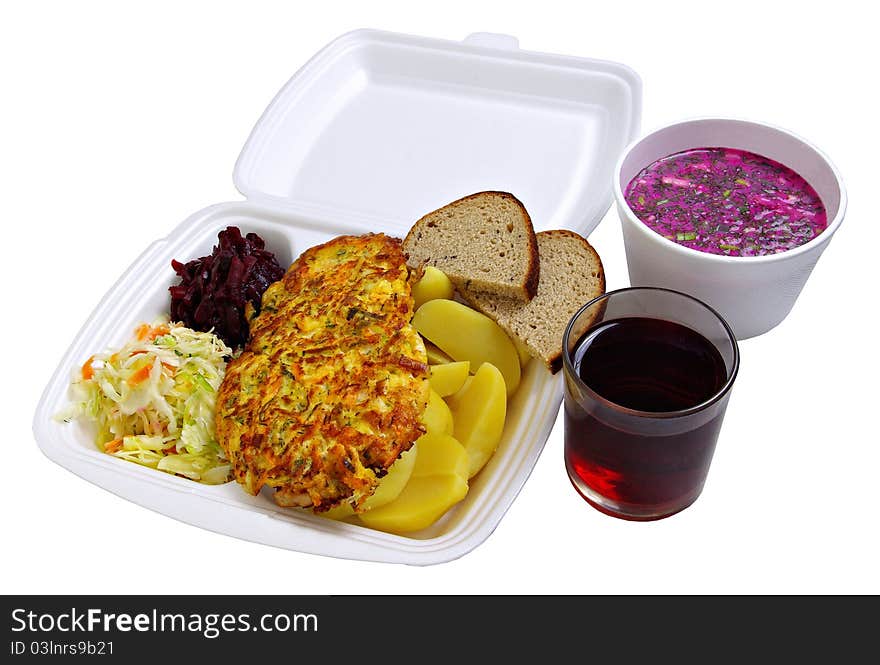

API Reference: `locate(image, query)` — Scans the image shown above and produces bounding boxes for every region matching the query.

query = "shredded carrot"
[135,323,170,342]
[104,439,123,454]
[150,324,170,340]
[161,362,176,375]
[127,362,154,386]
[81,355,95,380]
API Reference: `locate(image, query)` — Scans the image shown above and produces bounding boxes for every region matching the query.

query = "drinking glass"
[562,287,739,520]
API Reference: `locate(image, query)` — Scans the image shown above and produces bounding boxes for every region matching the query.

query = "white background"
[3,1,877,594]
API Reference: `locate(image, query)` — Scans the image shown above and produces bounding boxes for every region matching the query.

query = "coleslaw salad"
[56,318,233,484]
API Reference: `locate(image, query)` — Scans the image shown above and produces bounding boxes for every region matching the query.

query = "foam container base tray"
[33,29,641,564]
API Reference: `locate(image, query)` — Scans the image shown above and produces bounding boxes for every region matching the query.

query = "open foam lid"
[234,29,642,236]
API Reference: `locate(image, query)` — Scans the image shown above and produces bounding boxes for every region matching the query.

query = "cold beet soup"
[624,147,827,256]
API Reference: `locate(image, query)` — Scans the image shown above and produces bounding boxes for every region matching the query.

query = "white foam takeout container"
[32,29,641,565]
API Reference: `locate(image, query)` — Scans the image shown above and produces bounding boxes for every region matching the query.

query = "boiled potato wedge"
[320,502,355,520]
[321,442,418,518]
[422,389,453,435]
[447,362,507,478]
[412,266,455,309]
[361,443,418,511]
[413,299,520,396]
[445,376,473,412]
[357,474,468,534]
[425,342,453,365]
[411,432,469,480]
[357,434,469,533]
[429,361,470,397]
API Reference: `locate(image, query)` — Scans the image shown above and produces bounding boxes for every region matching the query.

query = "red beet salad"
[624,147,827,256]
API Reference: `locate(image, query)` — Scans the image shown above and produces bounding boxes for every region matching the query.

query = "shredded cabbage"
[57,318,233,484]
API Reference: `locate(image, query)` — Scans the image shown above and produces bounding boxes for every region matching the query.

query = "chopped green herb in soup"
[624,148,827,256]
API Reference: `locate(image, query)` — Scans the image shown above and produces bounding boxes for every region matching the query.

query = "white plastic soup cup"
[613,118,846,340]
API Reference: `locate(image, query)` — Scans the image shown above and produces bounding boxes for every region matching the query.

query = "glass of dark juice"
[562,287,739,521]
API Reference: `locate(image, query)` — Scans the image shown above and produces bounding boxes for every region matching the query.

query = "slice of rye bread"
[459,230,606,374]
[403,191,539,303]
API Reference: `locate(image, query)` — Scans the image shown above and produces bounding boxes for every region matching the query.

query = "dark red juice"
[564,317,729,519]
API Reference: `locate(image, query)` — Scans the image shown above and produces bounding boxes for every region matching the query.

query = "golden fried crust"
[216,234,429,511]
